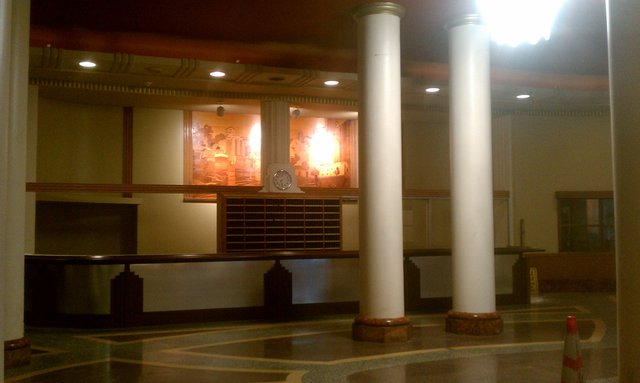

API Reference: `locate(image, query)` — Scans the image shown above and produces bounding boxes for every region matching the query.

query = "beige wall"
[37,98,123,184]
[132,107,218,253]
[511,112,613,252]
[402,121,450,190]
[401,117,512,248]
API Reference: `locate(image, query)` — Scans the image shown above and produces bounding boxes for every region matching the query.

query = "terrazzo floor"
[5,293,618,382]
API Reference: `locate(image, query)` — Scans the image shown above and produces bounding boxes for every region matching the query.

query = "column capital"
[352,2,405,20]
[446,13,484,30]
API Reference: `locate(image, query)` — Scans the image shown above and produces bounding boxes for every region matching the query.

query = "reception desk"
[25,247,541,328]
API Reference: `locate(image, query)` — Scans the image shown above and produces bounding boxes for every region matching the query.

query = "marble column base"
[4,337,31,368]
[446,310,503,335]
[352,316,412,342]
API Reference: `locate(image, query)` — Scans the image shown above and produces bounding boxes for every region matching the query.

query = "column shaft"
[0,0,9,375]
[259,99,301,193]
[446,15,502,335]
[1,0,31,372]
[352,2,411,343]
[260,99,291,173]
[607,0,640,381]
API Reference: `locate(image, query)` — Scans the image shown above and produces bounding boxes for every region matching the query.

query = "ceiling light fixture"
[516,94,531,100]
[425,87,441,93]
[78,60,97,68]
[477,0,566,46]
[209,70,226,78]
[324,80,339,86]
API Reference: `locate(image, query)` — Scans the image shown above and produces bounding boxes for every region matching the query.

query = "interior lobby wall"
[37,97,123,184]
[510,113,613,252]
[402,121,450,190]
[32,98,614,310]
[132,107,218,254]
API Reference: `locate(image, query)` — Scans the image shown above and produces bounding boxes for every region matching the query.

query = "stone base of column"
[352,316,412,342]
[4,337,31,368]
[446,310,503,335]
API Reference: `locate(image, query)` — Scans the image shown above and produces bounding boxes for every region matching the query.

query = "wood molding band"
[122,106,133,197]
[26,182,510,199]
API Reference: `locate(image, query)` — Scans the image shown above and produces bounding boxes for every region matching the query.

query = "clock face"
[272,169,293,191]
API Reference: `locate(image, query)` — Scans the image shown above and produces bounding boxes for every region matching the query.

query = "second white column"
[446,14,502,335]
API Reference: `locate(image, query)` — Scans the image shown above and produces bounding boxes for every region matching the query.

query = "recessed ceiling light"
[425,87,441,93]
[324,80,339,86]
[516,94,531,100]
[209,70,226,78]
[78,60,97,68]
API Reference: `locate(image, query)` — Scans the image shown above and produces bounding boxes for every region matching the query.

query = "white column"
[607,1,640,381]
[446,14,502,335]
[352,2,411,342]
[1,0,31,372]
[0,0,8,374]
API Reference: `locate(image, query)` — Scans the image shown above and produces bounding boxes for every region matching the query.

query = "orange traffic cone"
[561,315,584,383]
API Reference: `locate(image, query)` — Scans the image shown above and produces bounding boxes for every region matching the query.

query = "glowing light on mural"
[308,124,339,168]
[249,123,261,158]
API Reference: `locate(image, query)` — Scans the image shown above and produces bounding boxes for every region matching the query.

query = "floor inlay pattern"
[5,293,618,383]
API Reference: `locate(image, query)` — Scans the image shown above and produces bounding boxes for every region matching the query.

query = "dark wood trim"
[523,251,614,258]
[555,191,613,199]
[404,189,510,199]
[26,182,262,195]
[218,194,342,253]
[24,311,113,328]
[182,110,198,201]
[122,106,133,197]
[25,247,542,265]
[26,182,511,200]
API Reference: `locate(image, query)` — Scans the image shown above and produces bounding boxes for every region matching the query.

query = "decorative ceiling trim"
[173,58,198,78]
[40,46,61,69]
[29,78,359,107]
[495,108,610,118]
[110,52,134,73]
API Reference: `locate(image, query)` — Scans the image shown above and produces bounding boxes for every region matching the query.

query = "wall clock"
[261,163,302,193]
[272,169,293,191]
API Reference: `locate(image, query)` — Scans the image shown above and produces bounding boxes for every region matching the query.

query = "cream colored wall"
[402,121,450,190]
[37,98,122,183]
[401,119,511,248]
[341,202,359,250]
[132,107,217,254]
[511,113,613,252]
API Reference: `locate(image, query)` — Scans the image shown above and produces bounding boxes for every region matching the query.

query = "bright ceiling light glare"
[425,87,441,94]
[209,70,226,78]
[324,80,340,86]
[516,94,531,100]
[477,0,566,46]
[78,60,97,68]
